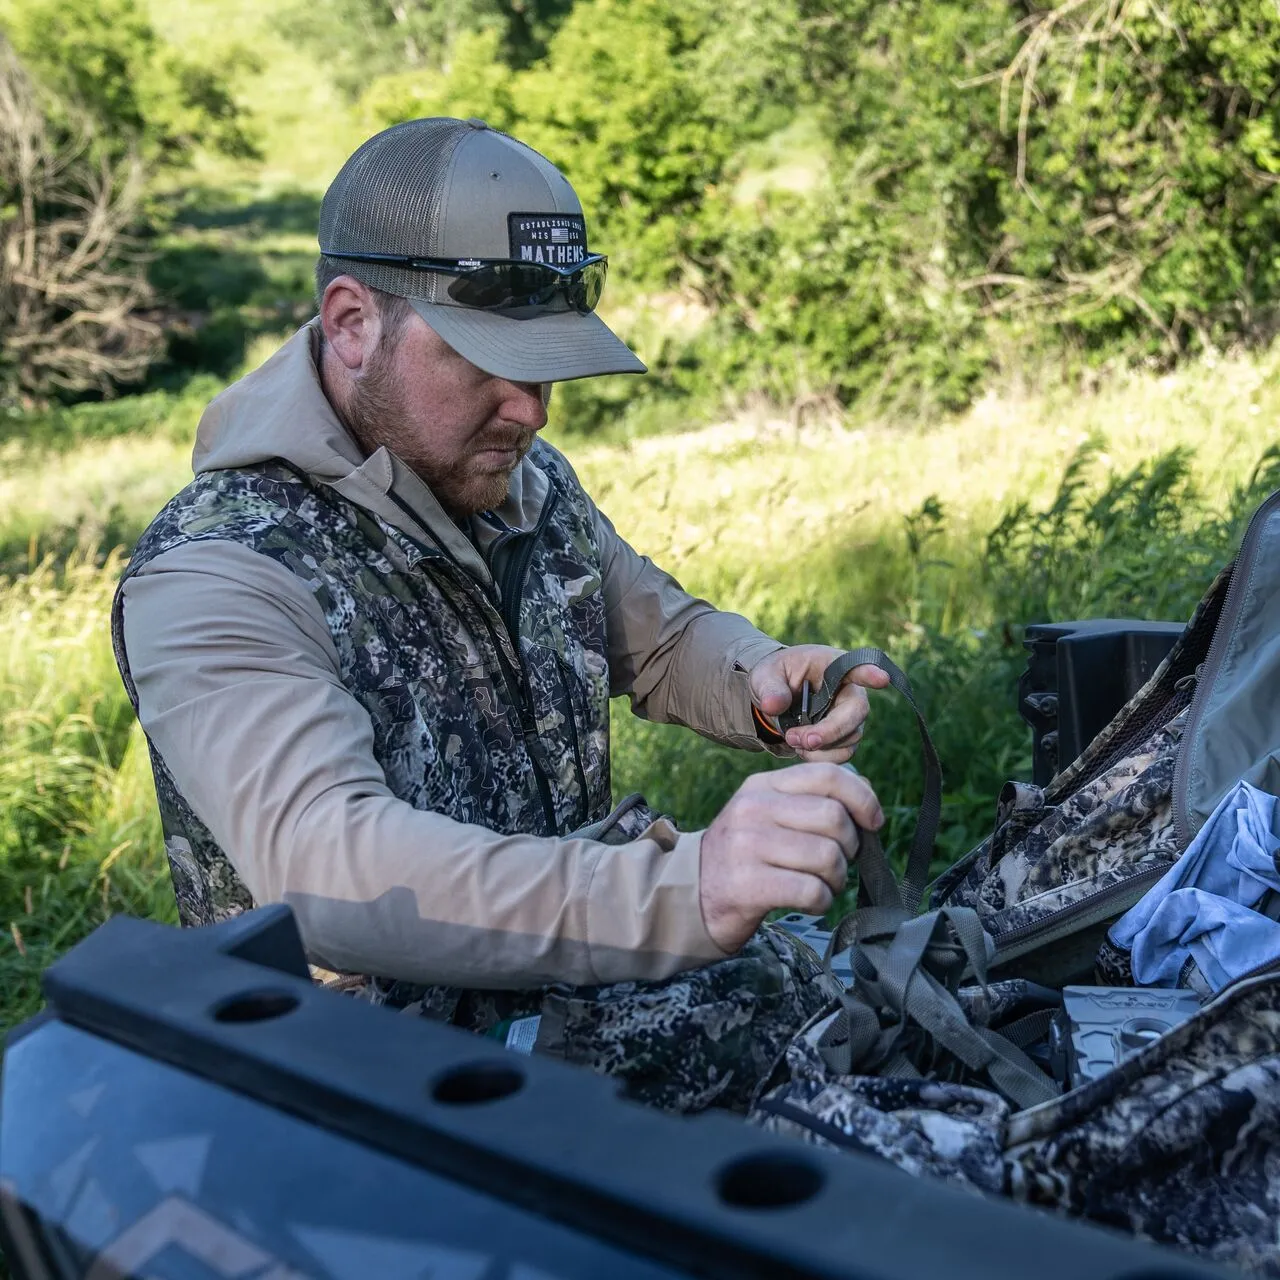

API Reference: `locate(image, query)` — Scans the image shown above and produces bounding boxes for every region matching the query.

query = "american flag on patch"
[550,226,573,242]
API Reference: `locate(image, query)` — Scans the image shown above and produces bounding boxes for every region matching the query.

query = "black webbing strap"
[778,647,942,915]
[784,649,1061,1109]
[814,905,1060,1109]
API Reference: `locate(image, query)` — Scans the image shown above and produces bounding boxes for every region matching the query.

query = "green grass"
[0,552,174,1026]
[2,331,1278,1036]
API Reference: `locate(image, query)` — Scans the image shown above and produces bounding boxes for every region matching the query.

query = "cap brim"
[407,300,646,382]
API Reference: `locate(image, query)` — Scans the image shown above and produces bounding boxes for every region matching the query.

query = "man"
[112,117,888,1112]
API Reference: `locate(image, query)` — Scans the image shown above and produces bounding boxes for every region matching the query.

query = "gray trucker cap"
[318,117,645,382]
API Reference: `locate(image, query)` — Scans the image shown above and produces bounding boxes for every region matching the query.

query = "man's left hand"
[749,645,891,763]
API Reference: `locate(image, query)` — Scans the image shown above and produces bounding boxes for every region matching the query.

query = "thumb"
[849,662,893,690]
[750,660,797,716]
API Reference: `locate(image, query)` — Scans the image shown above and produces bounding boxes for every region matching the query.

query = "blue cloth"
[1109,781,1280,991]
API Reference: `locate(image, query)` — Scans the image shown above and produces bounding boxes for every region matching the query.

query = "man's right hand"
[698,763,885,954]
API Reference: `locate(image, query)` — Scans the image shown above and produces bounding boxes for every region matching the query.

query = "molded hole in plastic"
[212,990,300,1024]
[716,1152,825,1210]
[431,1061,525,1106]
[1118,1016,1171,1054]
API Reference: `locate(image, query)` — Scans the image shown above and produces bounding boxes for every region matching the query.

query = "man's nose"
[501,380,549,431]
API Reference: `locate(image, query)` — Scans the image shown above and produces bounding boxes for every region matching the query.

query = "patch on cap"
[508,212,588,266]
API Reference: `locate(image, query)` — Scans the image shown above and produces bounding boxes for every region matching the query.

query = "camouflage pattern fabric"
[749,560,1280,1272]
[752,972,1280,1274]
[954,977,1062,1027]
[287,925,835,1116]
[114,440,624,913]
[1092,934,1138,987]
[926,564,1231,975]
[1005,970,1280,1276]
[533,923,840,1113]
[935,711,1186,947]
[752,1008,1012,1194]
[113,443,829,1117]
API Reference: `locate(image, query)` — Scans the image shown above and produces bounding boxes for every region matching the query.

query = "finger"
[761,830,851,895]
[766,762,885,830]
[847,662,892,690]
[795,743,859,765]
[785,666,885,751]
[758,866,836,917]
[758,792,859,858]
[787,713,867,754]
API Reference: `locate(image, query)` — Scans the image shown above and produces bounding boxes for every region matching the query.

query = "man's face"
[343,309,549,519]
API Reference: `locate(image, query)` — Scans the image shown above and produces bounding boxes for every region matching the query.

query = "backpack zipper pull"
[1174,662,1205,693]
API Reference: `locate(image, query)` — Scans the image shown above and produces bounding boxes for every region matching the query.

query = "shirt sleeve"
[590,504,789,752]
[118,539,730,989]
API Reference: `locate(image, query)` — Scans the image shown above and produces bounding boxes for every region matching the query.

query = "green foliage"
[140,185,321,379]
[279,0,574,96]
[0,552,175,1029]
[609,436,1276,913]
[759,0,1280,394]
[13,0,1280,1034]
[364,0,747,286]
[14,0,1280,411]
[362,0,1280,413]
[0,317,1277,1029]
[986,438,1280,623]
[3,0,258,167]
[977,0,1280,362]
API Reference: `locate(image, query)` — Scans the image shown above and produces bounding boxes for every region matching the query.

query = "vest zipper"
[383,487,560,836]
[556,655,590,828]
[493,495,562,832]
[496,494,559,641]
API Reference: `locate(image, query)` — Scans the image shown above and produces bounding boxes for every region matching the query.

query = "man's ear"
[320,276,381,372]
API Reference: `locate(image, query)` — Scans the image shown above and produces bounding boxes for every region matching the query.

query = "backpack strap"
[779,647,942,914]
[791,649,1060,1109]
[815,905,1060,1109]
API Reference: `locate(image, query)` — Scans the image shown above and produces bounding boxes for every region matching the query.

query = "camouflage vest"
[112,440,648,966]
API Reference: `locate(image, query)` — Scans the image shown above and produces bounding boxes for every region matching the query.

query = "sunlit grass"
[0,435,194,576]
[0,552,174,1029]
[568,342,1279,606]
[0,338,1276,1033]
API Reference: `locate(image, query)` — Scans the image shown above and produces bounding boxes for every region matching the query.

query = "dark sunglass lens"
[511,264,561,306]
[449,263,561,309]
[446,258,606,312]
[581,260,607,312]
[447,265,510,308]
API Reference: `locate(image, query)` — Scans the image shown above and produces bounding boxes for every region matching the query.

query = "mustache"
[476,428,535,454]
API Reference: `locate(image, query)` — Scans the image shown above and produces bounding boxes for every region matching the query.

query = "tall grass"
[1,339,1278,1034]
[0,551,174,1028]
[605,434,1280,877]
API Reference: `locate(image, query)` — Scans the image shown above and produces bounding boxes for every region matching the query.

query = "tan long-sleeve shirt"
[117,323,786,989]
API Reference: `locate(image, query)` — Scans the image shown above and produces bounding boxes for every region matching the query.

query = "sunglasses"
[322,250,608,316]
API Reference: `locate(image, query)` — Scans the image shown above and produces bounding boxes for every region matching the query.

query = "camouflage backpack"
[749,487,1280,1276]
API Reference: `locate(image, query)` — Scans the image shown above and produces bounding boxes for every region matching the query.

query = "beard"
[342,342,533,519]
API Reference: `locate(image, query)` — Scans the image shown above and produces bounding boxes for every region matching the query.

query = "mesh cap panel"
[319,118,470,303]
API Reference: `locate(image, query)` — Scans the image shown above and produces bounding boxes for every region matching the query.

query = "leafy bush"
[611,435,1280,896]
[2,0,258,168]
[364,0,1280,414]
[279,0,574,96]
[0,38,163,404]
[363,0,746,287]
